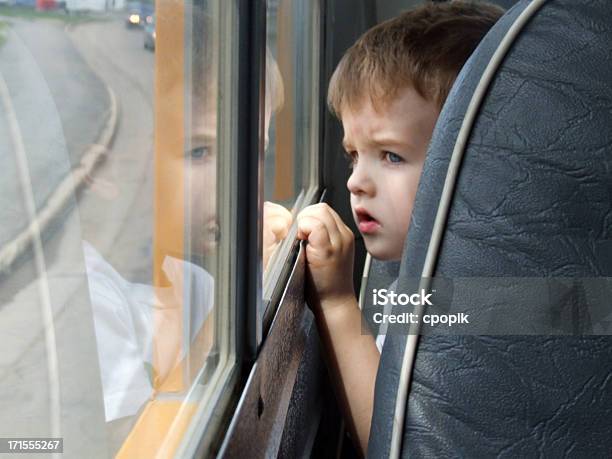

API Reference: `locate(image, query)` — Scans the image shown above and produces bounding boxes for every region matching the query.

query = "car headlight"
[129,14,140,24]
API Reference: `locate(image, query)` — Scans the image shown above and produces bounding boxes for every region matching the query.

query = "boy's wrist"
[318,293,358,317]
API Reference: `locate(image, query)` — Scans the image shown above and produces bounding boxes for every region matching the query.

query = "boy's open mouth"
[205,218,220,243]
[355,208,381,234]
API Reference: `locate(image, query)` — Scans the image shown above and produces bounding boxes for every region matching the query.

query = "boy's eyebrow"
[191,130,217,145]
[370,133,413,149]
[342,134,413,151]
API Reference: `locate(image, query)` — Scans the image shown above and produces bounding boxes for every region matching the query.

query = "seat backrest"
[369,0,612,456]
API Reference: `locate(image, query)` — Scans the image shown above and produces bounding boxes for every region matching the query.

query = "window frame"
[181,0,381,455]
[260,0,324,335]
[172,0,244,455]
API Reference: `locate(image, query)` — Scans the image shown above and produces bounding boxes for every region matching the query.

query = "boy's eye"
[384,151,403,164]
[189,146,210,159]
[344,150,358,167]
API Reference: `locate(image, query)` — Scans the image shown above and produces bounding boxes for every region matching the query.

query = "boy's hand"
[263,201,293,269]
[296,203,355,311]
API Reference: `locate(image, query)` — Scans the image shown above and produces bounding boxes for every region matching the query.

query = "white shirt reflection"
[83,241,213,422]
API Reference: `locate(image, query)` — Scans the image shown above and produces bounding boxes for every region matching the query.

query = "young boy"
[296,2,504,455]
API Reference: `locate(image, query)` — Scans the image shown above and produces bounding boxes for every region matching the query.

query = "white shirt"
[83,242,213,421]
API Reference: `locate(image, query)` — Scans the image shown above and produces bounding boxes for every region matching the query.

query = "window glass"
[375,0,422,22]
[263,0,320,291]
[0,0,235,455]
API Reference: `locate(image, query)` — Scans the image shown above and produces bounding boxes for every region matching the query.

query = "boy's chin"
[364,239,402,262]
[186,238,218,264]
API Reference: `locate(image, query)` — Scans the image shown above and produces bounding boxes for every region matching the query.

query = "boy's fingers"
[266,214,292,241]
[299,202,334,218]
[263,201,293,243]
[297,202,333,219]
[327,207,354,243]
[314,203,347,248]
[297,204,343,248]
[296,215,332,249]
[264,201,292,222]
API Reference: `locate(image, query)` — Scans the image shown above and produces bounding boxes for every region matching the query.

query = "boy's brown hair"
[328,1,504,117]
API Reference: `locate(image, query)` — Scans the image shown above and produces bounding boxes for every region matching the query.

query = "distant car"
[36,0,56,10]
[143,14,155,51]
[125,1,153,28]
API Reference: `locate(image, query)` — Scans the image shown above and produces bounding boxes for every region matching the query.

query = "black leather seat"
[368,0,612,456]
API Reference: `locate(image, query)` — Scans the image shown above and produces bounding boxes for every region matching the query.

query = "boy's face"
[165,87,275,260]
[342,86,439,261]
[189,102,218,256]
[163,101,218,261]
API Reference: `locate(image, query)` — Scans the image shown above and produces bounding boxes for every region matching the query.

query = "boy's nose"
[346,162,375,196]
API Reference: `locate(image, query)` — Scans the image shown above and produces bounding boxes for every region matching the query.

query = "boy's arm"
[297,203,380,456]
[316,295,380,456]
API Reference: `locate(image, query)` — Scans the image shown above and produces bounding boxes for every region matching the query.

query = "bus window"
[262,0,321,307]
[114,0,240,456]
[0,0,238,455]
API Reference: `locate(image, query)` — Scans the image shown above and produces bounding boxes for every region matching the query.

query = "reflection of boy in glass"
[86,8,290,426]
[187,36,290,264]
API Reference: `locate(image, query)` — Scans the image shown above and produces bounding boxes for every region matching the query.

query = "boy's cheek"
[348,198,358,223]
